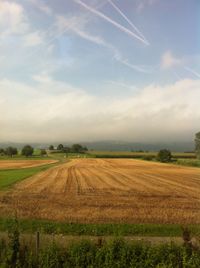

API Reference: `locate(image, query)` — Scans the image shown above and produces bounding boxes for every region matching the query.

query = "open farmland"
[0,159,58,170]
[0,159,200,224]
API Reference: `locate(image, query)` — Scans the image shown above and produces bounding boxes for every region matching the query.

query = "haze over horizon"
[0,0,199,143]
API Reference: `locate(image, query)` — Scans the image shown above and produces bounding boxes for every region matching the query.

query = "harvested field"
[0,159,200,224]
[0,159,58,170]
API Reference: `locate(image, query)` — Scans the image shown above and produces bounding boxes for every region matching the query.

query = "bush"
[142,155,154,161]
[157,149,172,163]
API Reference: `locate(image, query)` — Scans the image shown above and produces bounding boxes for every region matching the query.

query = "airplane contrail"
[107,0,148,44]
[116,57,153,73]
[74,0,149,46]
[184,67,200,79]
[172,71,182,81]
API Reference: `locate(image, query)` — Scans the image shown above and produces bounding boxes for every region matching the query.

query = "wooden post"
[36,231,40,258]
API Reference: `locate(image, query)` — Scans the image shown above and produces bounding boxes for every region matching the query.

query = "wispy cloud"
[23,31,45,47]
[137,0,158,12]
[74,0,149,45]
[107,0,149,44]
[28,0,52,15]
[161,51,182,69]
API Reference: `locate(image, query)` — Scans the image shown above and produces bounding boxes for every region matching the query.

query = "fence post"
[36,231,40,258]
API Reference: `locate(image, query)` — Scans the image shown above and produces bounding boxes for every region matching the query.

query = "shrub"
[142,155,154,161]
[157,149,172,163]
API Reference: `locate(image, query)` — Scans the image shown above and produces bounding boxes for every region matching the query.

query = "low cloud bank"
[0,77,199,143]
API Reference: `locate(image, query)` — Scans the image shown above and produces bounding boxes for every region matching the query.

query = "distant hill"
[0,140,194,152]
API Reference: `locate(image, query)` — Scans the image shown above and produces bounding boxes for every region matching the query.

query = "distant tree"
[0,148,5,155]
[195,132,200,159]
[71,144,85,153]
[157,149,172,163]
[63,147,71,153]
[40,149,47,156]
[57,144,64,151]
[21,145,34,157]
[5,147,18,157]
[49,145,54,150]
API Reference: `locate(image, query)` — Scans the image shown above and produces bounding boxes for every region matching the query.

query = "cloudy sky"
[0,0,200,143]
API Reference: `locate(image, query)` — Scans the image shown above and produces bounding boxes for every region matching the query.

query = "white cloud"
[23,31,44,47]
[0,1,29,37]
[137,0,158,12]
[0,77,199,142]
[161,51,182,69]
[32,73,55,84]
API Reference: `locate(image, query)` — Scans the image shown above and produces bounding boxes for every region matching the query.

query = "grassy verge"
[174,159,200,168]
[0,155,52,160]
[88,151,196,159]
[0,218,199,236]
[0,162,59,190]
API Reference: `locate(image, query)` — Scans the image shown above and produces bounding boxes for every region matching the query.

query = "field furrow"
[0,158,200,224]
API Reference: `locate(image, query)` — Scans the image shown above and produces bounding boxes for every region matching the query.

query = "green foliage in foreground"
[0,163,57,190]
[0,218,200,237]
[1,231,200,268]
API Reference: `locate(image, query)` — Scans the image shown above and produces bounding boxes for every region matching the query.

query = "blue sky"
[0,0,200,143]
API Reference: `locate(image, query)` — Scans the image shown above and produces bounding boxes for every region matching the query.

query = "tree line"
[0,132,199,159]
[0,143,88,158]
[49,143,88,153]
[0,145,35,157]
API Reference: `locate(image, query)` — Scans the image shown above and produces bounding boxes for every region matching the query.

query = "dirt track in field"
[0,159,58,170]
[0,159,200,224]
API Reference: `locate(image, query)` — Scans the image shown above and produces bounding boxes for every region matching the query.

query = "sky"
[0,0,200,143]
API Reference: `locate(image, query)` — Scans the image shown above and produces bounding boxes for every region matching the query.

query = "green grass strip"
[0,162,59,190]
[0,218,199,236]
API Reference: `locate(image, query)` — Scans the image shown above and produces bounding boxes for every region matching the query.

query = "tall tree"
[195,132,200,159]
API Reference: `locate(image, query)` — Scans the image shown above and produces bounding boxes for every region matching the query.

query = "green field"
[0,162,59,190]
